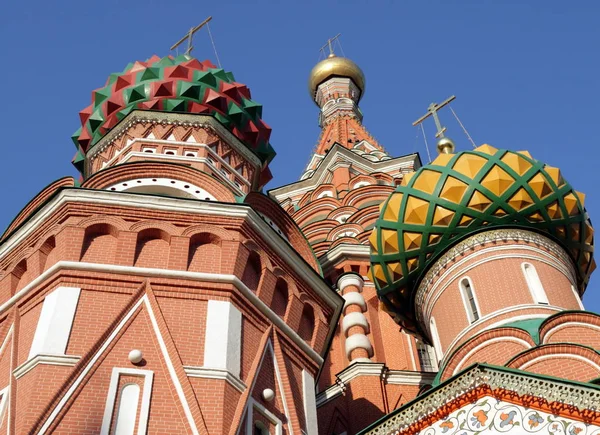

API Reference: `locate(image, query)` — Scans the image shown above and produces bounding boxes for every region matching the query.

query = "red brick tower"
[0,54,343,434]
[271,52,434,434]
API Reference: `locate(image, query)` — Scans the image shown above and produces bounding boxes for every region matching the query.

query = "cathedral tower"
[0,53,343,434]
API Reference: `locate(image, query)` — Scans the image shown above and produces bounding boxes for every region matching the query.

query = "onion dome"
[308,54,366,102]
[370,144,594,334]
[72,54,275,171]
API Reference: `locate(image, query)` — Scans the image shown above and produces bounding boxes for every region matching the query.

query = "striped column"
[338,273,373,363]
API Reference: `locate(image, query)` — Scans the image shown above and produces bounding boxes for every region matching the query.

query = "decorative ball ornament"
[370,144,594,336]
[436,137,456,155]
[128,349,143,364]
[262,388,275,402]
[72,54,275,174]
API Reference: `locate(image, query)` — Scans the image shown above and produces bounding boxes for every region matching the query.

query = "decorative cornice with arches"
[506,342,600,375]
[342,184,393,208]
[180,224,235,241]
[539,310,600,343]
[82,161,236,203]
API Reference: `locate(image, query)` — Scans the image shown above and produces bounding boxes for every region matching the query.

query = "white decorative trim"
[203,301,242,378]
[519,353,600,372]
[342,292,366,312]
[28,286,81,359]
[143,297,199,434]
[571,285,585,310]
[452,337,532,375]
[430,317,443,363]
[315,383,343,407]
[0,188,341,314]
[344,334,373,359]
[245,397,283,435]
[302,370,319,435]
[106,177,217,201]
[38,297,145,434]
[13,354,81,379]
[342,312,369,335]
[543,321,600,344]
[100,367,153,435]
[319,243,370,270]
[405,332,417,371]
[183,366,246,392]
[442,308,561,362]
[0,387,9,430]
[337,274,364,292]
[0,261,324,365]
[338,362,385,384]
[386,370,436,385]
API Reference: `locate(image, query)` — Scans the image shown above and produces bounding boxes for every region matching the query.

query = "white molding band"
[342,292,366,312]
[28,286,81,360]
[337,274,364,293]
[344,334,373,359]
[13,354,81,379]
[0,188,341,312]
[543,321,600,343]
[203,301,242,378]
[0,261,323,365]
[183,366,246,393]
[100,367,154,435]
[302,370,319,435]
[452,337,533,376]
[342,312,370,335]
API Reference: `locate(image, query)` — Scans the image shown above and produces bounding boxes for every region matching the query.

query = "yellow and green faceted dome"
[71,54,275,174]
[370,144,594,334]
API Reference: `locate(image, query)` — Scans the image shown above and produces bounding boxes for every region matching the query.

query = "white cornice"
[319,243,370,272]
[0,189,341,315]
[0,261,325,364]
[13,354,80,379]
[184,366,246,392]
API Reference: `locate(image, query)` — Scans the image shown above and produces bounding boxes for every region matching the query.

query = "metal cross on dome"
[319,33,342,57]
[170,16,213,56]
[413,95,456,139]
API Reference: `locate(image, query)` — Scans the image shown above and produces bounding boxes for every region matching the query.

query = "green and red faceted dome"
[370,144,595,335]
[72,54,275,171]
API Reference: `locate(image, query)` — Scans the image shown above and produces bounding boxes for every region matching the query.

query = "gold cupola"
[308,53,366,102]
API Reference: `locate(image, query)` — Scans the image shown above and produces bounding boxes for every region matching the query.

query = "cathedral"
[0,33,598,435]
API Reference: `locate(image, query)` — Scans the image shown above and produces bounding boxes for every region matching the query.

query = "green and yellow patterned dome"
[370,144,595,334]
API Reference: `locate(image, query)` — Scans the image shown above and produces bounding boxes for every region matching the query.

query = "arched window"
[113,383,140,435]
[81,224,118,264]
[272,278,289,318]
[459,277,480,323]
[429,317,443,364]
[242,251,262,292]
[299,304,315,343]
[522,263,549,304]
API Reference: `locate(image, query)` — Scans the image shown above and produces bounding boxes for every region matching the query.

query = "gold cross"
[170,16,213,56]
[412,95,456,138]
[319,33,342,57]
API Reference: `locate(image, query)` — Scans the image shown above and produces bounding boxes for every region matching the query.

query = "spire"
[305,37,386,165]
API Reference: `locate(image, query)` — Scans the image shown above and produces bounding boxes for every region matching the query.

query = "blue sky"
[1,1,598,310]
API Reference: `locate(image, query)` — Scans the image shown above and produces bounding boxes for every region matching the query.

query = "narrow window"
[522,263,549,304]
[460,278,480,323]
[416,340,438,372]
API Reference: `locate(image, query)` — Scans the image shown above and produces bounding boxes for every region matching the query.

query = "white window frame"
[100,368,154,435]
[459,276,481,324]
[521,262,549,305]
[245,398,283,435]
[415,340,438,372]
[0,387,9,429]
[429,317,443,364]
[141,147,156,154]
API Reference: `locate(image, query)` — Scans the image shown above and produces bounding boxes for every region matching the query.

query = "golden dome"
[308,54,366,101]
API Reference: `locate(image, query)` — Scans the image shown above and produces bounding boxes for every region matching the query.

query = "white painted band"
[342,312,370,335]
[337,274,364,292]
[344,334,373,359]
[342,292,366,312]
